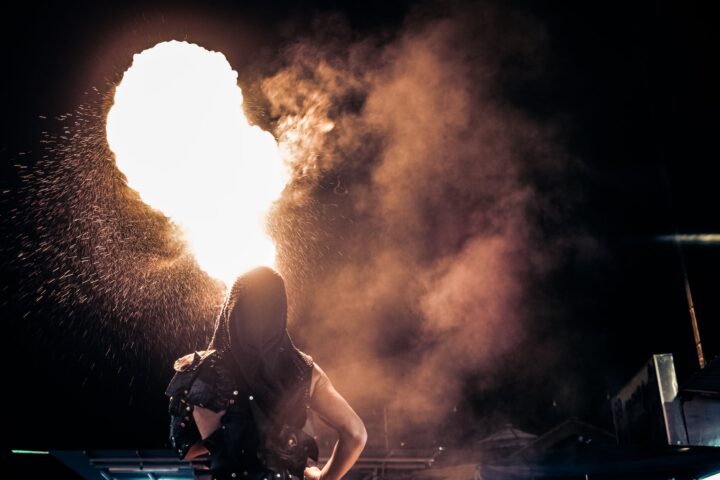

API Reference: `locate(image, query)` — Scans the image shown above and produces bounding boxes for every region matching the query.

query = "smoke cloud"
[257,3,585,445]
[1,0,597,449]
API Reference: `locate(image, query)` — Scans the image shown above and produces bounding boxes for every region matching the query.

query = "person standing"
[166,266,367,480]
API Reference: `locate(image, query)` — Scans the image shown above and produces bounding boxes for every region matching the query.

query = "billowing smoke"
[1,0,596,450]
[257,4,585,445]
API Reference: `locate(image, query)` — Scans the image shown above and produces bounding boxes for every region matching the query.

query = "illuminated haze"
[1,3,593,450]
[260,6,590,445]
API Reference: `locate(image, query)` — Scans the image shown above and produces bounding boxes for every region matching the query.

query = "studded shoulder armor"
[165,349,239,459]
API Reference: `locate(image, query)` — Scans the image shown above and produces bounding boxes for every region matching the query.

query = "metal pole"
[675,238,705,368]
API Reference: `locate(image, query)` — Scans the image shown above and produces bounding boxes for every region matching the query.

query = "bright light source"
[656,234,720,244]
[106,40,289,286]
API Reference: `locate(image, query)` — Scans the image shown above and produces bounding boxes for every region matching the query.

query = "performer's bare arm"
[305,362,368,480]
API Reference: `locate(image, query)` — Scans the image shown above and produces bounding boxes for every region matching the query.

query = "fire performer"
[165,266,367,480]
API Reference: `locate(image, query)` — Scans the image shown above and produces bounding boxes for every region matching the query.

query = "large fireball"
[106,40,288,286]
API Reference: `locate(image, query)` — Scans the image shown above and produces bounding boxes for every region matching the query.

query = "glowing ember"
[106,40,288,286]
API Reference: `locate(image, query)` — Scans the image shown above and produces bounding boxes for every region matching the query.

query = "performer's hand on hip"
[304,466,323,480]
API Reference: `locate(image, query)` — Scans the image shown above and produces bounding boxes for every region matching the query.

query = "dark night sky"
[1,0,719,453]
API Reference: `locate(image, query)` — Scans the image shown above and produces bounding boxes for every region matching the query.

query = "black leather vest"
[165,347,318,479]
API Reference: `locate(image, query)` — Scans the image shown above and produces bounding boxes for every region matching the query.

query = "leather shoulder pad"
[185,350,237,412]
[165,349,220,399]
[173,349,215,372]
[296,349,314,369]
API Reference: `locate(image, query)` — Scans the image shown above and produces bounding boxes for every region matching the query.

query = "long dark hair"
[208,266,302,419]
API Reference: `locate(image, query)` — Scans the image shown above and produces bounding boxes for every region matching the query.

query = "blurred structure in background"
[611,354,720,448]
[611,354,689,446]
[680,356,720,446]
[7,354,720,479]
